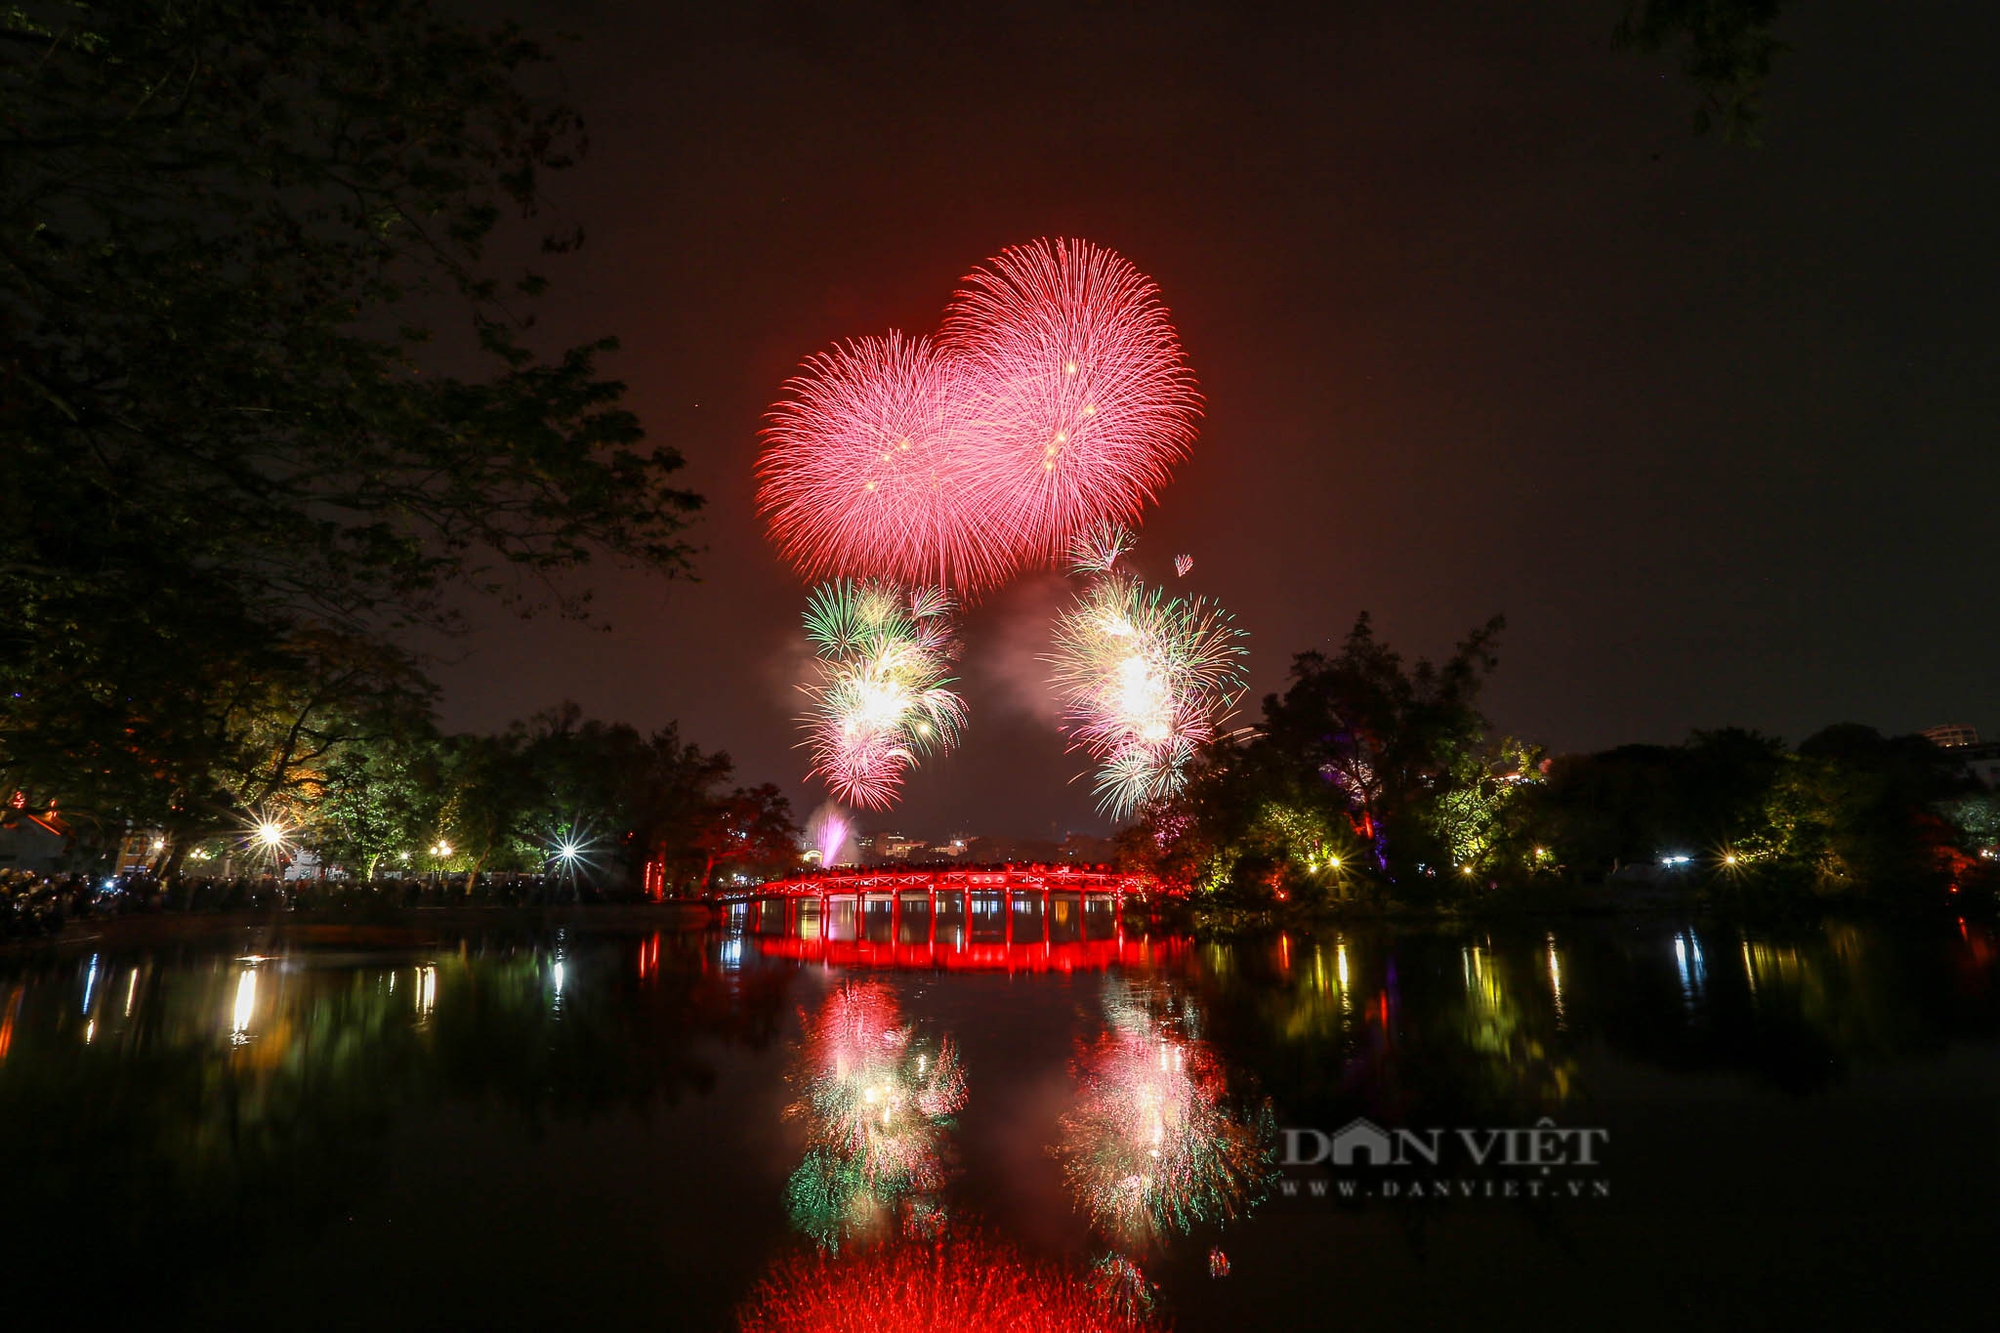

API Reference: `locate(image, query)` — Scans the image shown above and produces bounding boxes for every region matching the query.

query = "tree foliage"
[1510,724,1977,894]
[0,1,701,839]
[1125,612,1521,902]
[1126,616,1985,904]
[277,704,800,894]
[1615,0,1789,142]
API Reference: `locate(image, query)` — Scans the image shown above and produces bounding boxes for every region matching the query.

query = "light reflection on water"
[0,914,1994,1327]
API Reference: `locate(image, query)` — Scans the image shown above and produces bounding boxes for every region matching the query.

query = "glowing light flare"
[229,965,257,1044]
[241,811,296,868]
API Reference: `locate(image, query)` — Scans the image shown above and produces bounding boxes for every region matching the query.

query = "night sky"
[429,1,2000,840]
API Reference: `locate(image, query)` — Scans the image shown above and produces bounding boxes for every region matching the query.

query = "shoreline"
[1168,885,1991,934]
[8,891,1984,956]
[1,901,716,954]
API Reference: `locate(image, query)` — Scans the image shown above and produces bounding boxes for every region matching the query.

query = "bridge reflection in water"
[721,865,1165,971]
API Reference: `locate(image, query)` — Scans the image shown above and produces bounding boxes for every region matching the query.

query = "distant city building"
[1058,833,1119,865]
[1924,723,1980,749]
[1949,742,2000,789]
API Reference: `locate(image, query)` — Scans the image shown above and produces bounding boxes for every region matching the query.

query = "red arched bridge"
[717,864,1157,971]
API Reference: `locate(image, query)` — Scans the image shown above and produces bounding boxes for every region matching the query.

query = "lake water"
[2,911,1993,1329]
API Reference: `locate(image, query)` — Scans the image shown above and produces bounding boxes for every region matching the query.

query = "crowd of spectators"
[0,868,610,940]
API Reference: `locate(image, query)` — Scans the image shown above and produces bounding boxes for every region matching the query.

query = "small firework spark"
[800,580,966,810]
[1091,1253,1157,1324]
[1068,521,1135,576]
[1046,561,1246,820]
[1053,980,1278,1251]
[1173,554,1192,578]
[783,983,968,1249]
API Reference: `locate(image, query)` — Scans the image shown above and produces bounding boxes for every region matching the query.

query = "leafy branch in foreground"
[0,1,702,841]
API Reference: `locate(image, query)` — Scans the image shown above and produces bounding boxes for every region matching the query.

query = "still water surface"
[2,913,1994,1328]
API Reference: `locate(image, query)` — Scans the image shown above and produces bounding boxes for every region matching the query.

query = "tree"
[315,723,443,880]
[1614,0,1789,142]
[1534,728,1788,875]
[625,728,802,896]
[434,732,537,883]
[1125,613,1512,901]
[0,1,702,850]
[1256,612,1506,884]
[1528,724,1974,894]
[693,784,799,892]
[1778,725,1972,890]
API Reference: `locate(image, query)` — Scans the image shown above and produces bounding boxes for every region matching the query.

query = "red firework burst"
[758,333,1029,593]
[756,240,1200,596]
[737,1233,1156,1333]
[942,238,1202,566]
